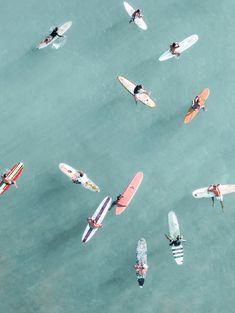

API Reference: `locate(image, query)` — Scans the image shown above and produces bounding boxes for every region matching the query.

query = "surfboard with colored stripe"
[0,162,24,195]
[82,196,112,243]
[115,172,143,215]
[168,211,184,265]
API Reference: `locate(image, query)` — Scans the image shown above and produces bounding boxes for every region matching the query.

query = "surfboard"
[159,34,199,62]
[59,163,100,192]
[123,2,147,30]
[117,76,156,108]
[192,185,235,198]
[115,172,143,215]
[184,89,210,124]
[135,238,148,288]
[0,162,24,195]
[81,196,112,243]
[168,211,184,265]
[37,21,72,49]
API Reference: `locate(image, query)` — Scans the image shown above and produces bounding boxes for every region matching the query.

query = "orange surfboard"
[184,88,210,124]
[115,172,144,215]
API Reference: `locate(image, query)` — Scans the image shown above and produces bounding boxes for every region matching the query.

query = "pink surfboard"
[115,172,144,215]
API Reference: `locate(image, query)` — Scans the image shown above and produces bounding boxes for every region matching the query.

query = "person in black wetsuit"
[133,84,148,103]
[44,27,64,44]
[129,9,143,23]
[170,42,180,57]
[109,194,123,210]
[165,234,186,246]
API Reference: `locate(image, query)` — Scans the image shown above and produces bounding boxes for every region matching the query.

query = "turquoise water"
[1,0,235,312]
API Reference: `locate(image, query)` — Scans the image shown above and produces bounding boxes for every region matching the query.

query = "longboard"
[192,185,235,198]
[168,211,184,265]
[0,162,24,195]
[123,2,147,30]
[184,89,210,124]
[135,238,148,288]
[159,35,198,62]
[115,172,143,215]
[117,76,156,108]
[81,196,112,243]
[59,163,100,192]
[37,21,72,49]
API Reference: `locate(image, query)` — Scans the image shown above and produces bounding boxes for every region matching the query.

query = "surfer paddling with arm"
[207,184,224,211]
[191,95,207,112]
[87,218,103,229]
[44,27,64,44]
[129,9,143,23]
[1,174,18,188]
[165,234,186,246]
[133,84,149,104]
[170,42,180,57]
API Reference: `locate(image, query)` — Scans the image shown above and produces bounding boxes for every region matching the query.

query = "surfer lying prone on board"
[44,27,64,44]
[87,218,103,229]
[191,95,207,112]
[135,261,148,276]
[133,84,148,104]
[170,42,180,57]
[129,9,143,23]
[1,174,18,188]
[165,234,186,246]
[207,184,224,210]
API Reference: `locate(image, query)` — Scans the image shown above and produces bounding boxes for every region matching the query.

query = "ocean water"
[0,0,235,312]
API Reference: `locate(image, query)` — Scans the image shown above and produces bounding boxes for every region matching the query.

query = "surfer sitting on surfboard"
[135,262,148,276]
[67,169,87,184]
[170,42,180,57]
[165,234,185,246]
[133,84,148,103]
[87,218,103,229]
[129,9,143,23]
[191,96,207,111]
[1,174,18,188]
[44,27,64,44]
[207,184,224,210]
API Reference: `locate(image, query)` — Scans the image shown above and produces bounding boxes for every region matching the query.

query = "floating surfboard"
[59,163,100,192]
[168,211,184,265]
[117,76,156,108]
[159,34,199,61]
[81,196,112,243]
[37,21,72,49]
[184,89,210,124]
[115,172,143,215]
[135,238,148,288]
[192,185,235,198]
[0,162,24,195]
[123,2,147,30]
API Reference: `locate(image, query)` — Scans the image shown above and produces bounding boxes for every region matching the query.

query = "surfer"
[44,27,64,44]
[87,218,103,229]
[1,174,18,188]
[134,261,148,276]
[71,170,87,184]
[129,9,143,23]
[133,84,148,103]
[165,234,185,246]
[207,184,224,210]
[191,95,207,111]
[170,42,180,57]
[109,194,123,210]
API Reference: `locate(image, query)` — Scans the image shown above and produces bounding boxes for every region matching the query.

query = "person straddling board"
[207,184,224,211]
[44,27,64,45]
[170,42,180,57]
[1,173,18,188]
[134,261,148,276]
[165,234,186,246]
[87,218,103,229]
[191,95,207,112]
[109,194,123,210]
[129,9,143,23]
[66,169,87,185]
[133,84,149,104]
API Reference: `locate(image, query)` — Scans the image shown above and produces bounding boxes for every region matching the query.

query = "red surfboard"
[0,162,24,195]
[115,172,144,215]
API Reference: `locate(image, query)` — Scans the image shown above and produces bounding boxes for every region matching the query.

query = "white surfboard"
[37,21,72,49]
[135,238,148,288]
[117,76,156,108]
[192,185,235,198]
[123,2,147,30]
[59,163,100,192]
[168,211,184,265]
[82,196,112,243]
[159,34,198,61]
